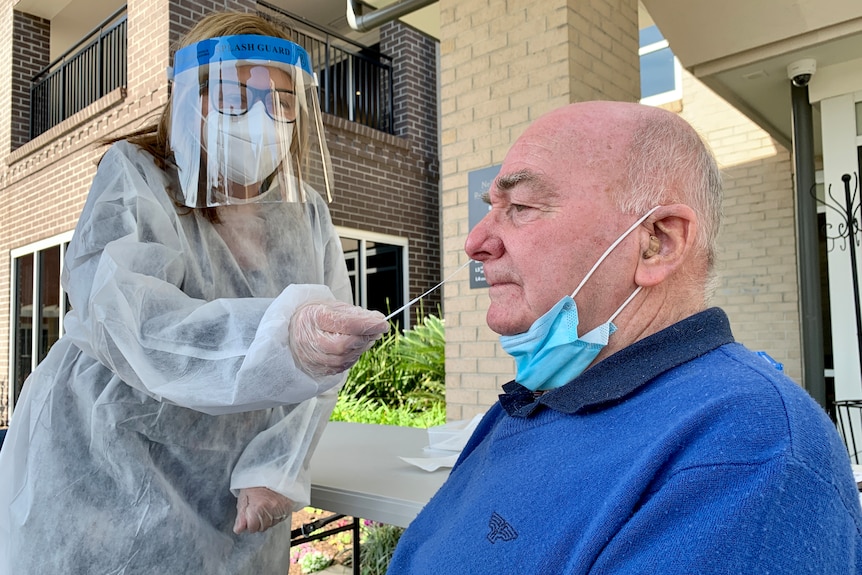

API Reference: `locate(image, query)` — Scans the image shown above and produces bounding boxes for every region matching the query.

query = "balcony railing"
[259,1,394,134]
[30,7,127,140]
[27,3,393,140]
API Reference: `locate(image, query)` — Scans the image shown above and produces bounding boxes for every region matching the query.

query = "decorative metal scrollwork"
[813,172,862,392]
[813,172,861,253]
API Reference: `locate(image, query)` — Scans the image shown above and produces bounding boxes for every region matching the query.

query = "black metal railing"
[28,3,391,140]
[29,6,127,140]
[259,1,394,134]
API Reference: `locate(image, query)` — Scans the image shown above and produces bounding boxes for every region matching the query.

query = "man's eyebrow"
[480,171,533,204]
[494,169,559,202]
[495,169,536,191]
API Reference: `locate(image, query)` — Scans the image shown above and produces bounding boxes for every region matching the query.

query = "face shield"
[169,35,334,207]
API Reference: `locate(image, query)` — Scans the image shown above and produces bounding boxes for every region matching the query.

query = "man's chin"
[486,309,530,336]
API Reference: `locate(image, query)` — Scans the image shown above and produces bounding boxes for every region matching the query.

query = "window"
[639,25,682,106]
[337,228,409,328]
[9,233,73,408]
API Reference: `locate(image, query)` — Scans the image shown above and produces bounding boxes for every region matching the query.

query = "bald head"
[520,102,642,180]
[524,101,722,271]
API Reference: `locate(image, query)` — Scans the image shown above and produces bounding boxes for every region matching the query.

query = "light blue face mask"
[499,206,660,392]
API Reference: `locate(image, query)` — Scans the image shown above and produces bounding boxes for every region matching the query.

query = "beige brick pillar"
[126,0,173,113]
[439,0,640,420]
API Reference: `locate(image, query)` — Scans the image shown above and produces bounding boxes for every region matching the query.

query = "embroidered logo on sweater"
[487,512,518,543]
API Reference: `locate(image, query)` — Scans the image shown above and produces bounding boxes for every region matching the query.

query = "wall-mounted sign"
[467,164,501,289]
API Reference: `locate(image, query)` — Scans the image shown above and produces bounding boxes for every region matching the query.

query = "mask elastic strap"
[607,285,642,324]
[571,205,661,298]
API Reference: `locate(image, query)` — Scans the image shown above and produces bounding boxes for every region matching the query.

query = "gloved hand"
[289,301,389,378]
[233,486,293,534]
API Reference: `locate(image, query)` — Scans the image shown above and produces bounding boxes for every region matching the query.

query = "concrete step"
[317,564,352,574]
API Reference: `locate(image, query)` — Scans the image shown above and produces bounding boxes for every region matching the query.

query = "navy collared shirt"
[500,307,736,417]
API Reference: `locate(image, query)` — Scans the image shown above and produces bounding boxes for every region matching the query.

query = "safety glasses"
[201,79,296,123]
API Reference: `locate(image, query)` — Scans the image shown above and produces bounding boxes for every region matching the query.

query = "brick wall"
[677,71,801,382]
[171,0,255,50]
[325,115,441,310]
[382,21,439,175]
[377,20,441,310]
[10,11,49,151]
[439,0,640,420]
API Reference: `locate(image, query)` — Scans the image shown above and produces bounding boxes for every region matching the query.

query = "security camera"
[787,58,817,87]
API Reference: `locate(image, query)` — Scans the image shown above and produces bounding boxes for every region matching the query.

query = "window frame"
[8,231,73,413]
[335,227,410,328]
[639,27,683,106]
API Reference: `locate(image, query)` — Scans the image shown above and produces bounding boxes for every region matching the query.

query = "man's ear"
[635,204,698,287]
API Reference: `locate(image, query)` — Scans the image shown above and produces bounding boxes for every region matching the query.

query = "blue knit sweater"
[387,308,862,574]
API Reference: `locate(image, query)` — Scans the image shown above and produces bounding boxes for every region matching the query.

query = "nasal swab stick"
[384,260,472,321]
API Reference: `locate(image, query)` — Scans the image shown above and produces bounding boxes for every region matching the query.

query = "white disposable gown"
[0,141,353,574]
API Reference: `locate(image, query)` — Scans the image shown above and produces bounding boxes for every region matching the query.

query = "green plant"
[335,311,447,424]
[360,522,405,575]
[394,314,445,395]
[330,397,446,427]
[299,550,333,574]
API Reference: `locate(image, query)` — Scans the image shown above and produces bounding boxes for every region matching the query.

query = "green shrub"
[296,549,333,574]
[333,311,446,426]
[360,522,405,575]
[330,397,446,428]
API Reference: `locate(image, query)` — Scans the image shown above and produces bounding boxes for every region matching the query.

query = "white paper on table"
[399,413,484,472]
[852,465,862,507]
[399,450,460,472]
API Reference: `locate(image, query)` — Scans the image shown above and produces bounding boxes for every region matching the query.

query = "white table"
[309,421,451,528]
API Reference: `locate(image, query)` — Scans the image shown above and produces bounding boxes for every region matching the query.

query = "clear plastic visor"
[168,36,333,207]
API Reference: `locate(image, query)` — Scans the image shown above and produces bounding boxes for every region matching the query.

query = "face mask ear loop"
[607,285,643,324]
[570,205,662,298]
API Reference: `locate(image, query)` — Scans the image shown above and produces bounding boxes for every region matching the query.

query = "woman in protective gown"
[0,12,388,574]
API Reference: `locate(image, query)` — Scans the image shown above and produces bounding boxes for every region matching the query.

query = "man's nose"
[465,212,503,261]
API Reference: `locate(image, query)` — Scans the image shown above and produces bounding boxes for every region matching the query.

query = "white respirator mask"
[203,102,294,187]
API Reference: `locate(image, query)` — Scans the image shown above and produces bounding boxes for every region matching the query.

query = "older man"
[387,102,862,574]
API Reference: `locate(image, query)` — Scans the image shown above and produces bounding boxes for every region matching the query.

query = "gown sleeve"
[61,141,345,416]
[230,202,354,506]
